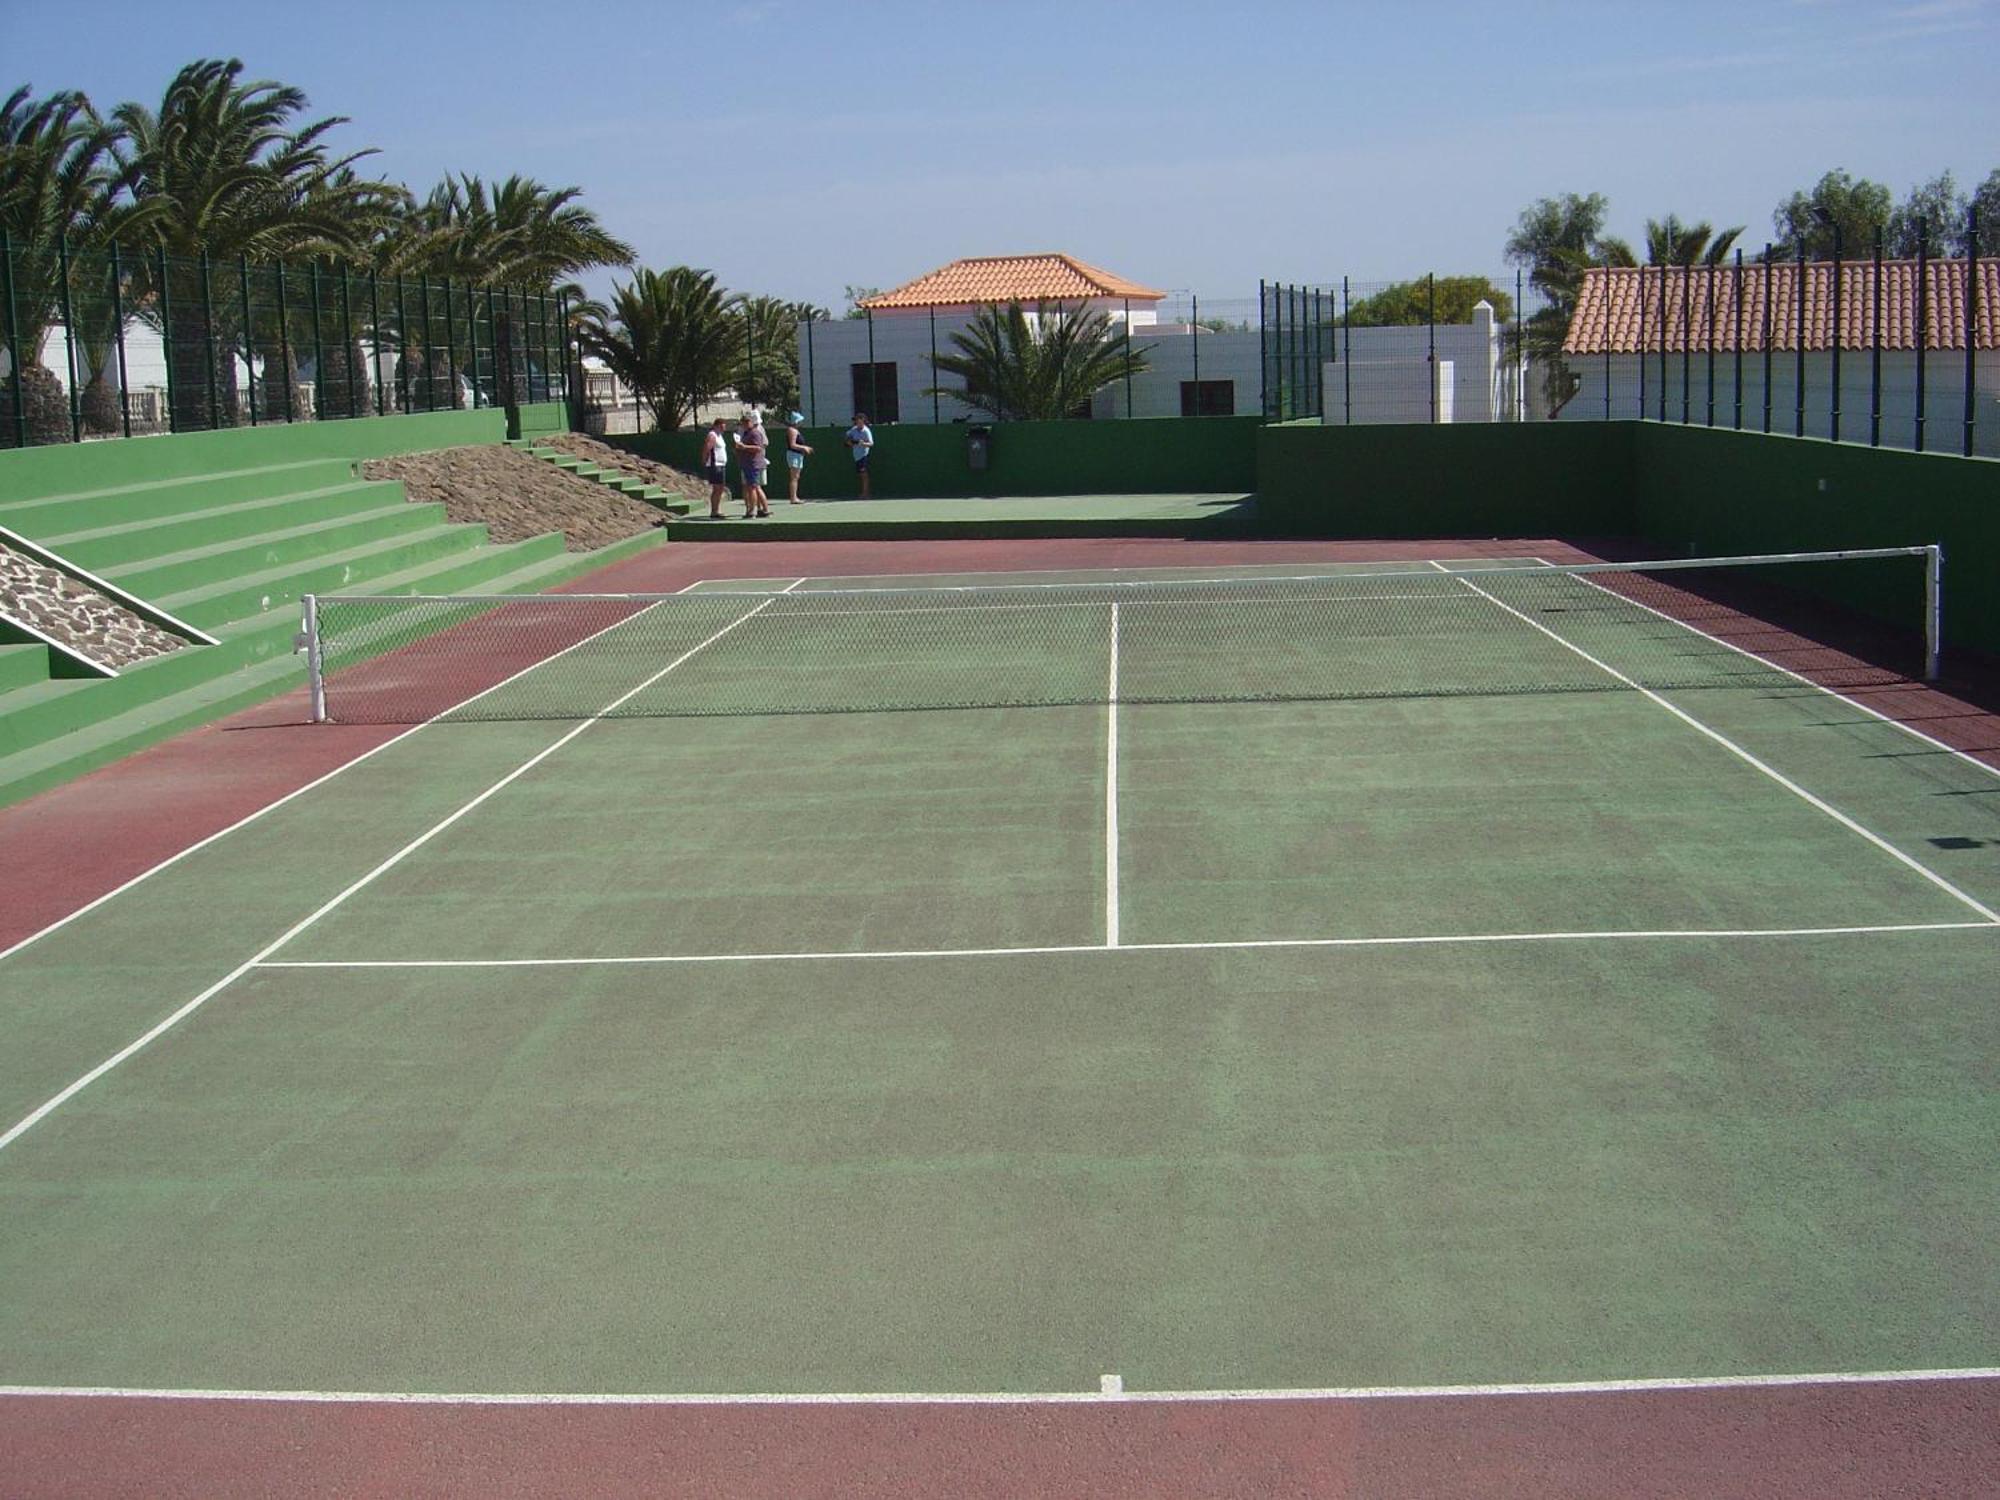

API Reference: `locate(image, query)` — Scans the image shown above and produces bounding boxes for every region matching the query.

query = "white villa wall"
[1557,351,2000,457]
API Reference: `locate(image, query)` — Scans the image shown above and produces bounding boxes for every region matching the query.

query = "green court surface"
[663,491,1256,539]
[1,560,1996,1397]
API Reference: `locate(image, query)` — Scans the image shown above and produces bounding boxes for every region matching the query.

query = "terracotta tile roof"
[858,254,1167,310]
[1564,260,2000,354]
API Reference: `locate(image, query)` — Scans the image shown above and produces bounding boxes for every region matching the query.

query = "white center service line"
[1106,602,1121,948]
[0,585,794,1158]
[1430,563,2000,925]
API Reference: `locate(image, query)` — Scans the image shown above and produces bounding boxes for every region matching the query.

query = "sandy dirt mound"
[362,445,670,552]
[1,542,188,669]
[537,433,714,506]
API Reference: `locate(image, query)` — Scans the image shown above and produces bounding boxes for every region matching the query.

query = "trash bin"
[966,424,992,471]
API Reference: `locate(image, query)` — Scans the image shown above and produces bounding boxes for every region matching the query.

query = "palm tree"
[1642,215,1743,267]
[0,86,151,443]
[927,302,1147,421]
[371,174,632,419]
[112,59,397,429]
[733,295,806,413]
[579,266,739,431]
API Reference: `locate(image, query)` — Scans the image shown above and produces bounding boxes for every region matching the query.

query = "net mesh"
[306,553,1932,725]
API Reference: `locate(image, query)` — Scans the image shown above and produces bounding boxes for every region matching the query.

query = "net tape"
[304,549,1938,725]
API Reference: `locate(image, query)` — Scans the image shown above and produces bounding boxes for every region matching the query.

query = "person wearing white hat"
[782,411,813,504]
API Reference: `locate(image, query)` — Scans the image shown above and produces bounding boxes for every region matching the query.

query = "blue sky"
[7,0,1997,308]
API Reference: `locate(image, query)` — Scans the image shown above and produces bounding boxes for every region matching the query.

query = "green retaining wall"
[608,414,1259,499]
[0,403,568,502]
[1631,424,2000,656]
[1255,422,1636,537]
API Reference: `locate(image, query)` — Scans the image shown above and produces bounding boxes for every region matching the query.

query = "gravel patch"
[0,542,189,670]
[537,433,714,506]
[361,445,672,552]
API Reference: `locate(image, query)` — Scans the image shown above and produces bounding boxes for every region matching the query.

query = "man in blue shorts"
[844,412,874,499]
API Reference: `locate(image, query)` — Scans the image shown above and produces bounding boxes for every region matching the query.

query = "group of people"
[698,411,875,519]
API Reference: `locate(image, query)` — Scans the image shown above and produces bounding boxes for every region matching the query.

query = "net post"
[1925,544,1943,682]
[303,593,328,723]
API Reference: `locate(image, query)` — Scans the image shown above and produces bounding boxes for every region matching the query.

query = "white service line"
[1105,602,1121,948]
[1431,563,2000,925]
[4,1364,1995,1406]
[253,920,1997,971]
[0,579,712,969]
[0,589,791,1157]
[1552,561,2000,782]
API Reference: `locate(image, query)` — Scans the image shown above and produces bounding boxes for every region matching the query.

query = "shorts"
[786,451,805,470]
[703,462,727,485]
[853,451,871,472]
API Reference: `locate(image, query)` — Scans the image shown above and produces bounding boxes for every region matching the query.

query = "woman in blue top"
[783,411,813,504]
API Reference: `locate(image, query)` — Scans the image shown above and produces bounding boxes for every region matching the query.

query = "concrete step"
[44,480,402,570]
[103,504,450,599]
[156,523,493,630]
[0,641,51,693]
[0,458,359,537]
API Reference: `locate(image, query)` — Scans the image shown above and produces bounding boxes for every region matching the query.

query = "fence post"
[1705,260,1716,426]
[1515,267,1525,422]
[1829,228,1843,442]
[866,307,877,419]
[1732,249,1743,429]
[368,271,386,416]
[1793,241,1806,438]
[1190,291,1200,411]
[0,228,24,447]
[340,265,359,418]
[1680,262,1691,424]
[1603,258,1612,421]
[1427,272,1437,425]
[239,253,258,426]
[394,276,411,414]
[55,235,83,444]
[273,258,290,423]
[200,249,220,431]
[1637,266,1648,418]
[805,313,816,425]
[537,290,553,407]
[159,246,178,432]
[1258,278,1267,419]
[1915,221,1928,452]
[1870,225,1882,446]
[554,289,568,415]
[1761,245,1774,434]
[308,260,325,421]
[1342,277,1352,424]
[442,278,458,409]
[111,240,131,437]
[930,304,940,423]
[419,275,435,411]
[1657,260,1668,422]
[1964,205,1979,458]
[1122,297,1133,418]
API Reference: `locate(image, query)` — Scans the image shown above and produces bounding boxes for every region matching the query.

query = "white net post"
[302,593,328,723]
[1925,543,1944,681]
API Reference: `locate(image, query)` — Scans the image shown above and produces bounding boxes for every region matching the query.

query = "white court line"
[759,559,1434,587]
[1432,563,2000,925]
[0,585,801,1157]
[3,1365,1995,1406]
[1106,603,1121,948]
[254,920,1998,971]
[1551,561,2000,782]
[0,579,713,969]
[732,593,1448,620]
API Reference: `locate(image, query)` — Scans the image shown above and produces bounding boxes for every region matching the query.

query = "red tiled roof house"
[1556,260,1999,453]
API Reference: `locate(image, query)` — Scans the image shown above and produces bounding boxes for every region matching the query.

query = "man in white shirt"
[844,413,874,499]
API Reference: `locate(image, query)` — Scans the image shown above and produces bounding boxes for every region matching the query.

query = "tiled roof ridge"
[1563,257,2000,354]
[859,253,1167,310]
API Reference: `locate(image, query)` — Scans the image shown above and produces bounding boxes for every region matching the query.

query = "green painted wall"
[609,414,1259,499]
[1255,422,1635,537]
[0,403,569,503]
[1631,424,2000,654]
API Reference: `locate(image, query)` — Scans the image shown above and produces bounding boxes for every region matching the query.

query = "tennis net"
[301,547,1942,725]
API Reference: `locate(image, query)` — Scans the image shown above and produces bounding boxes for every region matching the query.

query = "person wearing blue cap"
[782,411,814,504]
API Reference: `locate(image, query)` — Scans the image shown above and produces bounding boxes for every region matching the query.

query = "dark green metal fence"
[0,232,571,449]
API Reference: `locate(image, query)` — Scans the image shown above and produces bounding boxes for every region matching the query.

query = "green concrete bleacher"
[0,405,662,807]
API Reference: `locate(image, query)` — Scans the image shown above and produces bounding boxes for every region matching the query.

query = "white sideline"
[4,1364,1996,1406]
[1105,602,1120,948]
[1549,560,2000,783]
[1432,564,2000,925]
[0,579,711,969]
[253,921,1997,971]
[0,584,801,1157]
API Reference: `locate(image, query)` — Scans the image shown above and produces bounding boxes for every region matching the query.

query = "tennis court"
[1,551,1996,1404]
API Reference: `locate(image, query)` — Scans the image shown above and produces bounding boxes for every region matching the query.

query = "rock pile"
[361,445,672,551]
[0,542,189,670]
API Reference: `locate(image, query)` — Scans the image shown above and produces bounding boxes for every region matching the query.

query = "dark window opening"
[850,362,899,424]
[1180,379,1235,417]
